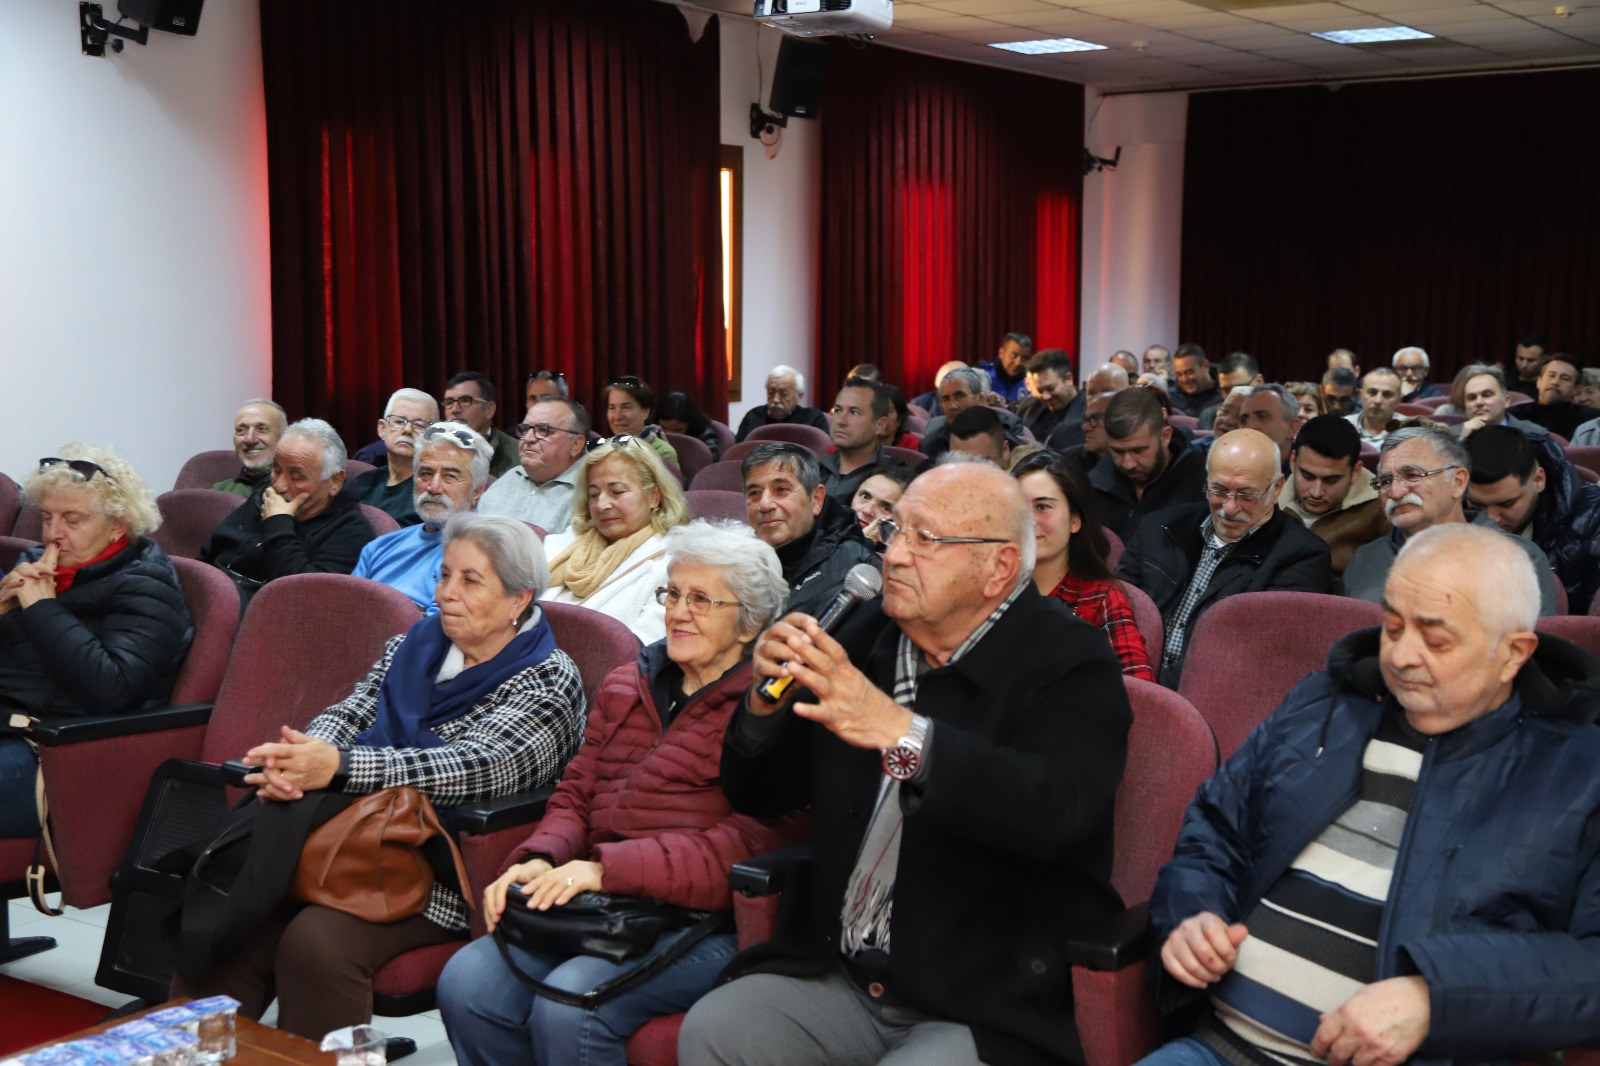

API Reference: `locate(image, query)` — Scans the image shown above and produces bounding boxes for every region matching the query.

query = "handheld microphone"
[757,563,884,703]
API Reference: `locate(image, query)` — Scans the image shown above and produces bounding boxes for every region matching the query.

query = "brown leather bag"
[290,786,472,924]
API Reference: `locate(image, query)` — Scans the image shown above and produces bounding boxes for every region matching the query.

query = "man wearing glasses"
[682,461,1132,1065]
[350,388,439,525]
[443,371,522,477]
[1343,425,1558,615]
[1117,429,1332,687]
[477,398,590,534]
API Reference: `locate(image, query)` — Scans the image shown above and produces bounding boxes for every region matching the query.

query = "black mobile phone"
[221,759,256,786]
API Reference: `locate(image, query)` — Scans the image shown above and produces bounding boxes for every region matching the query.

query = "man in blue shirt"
[976,330,1032,405]
[352,422,493,613]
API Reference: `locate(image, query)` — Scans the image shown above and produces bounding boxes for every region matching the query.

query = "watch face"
[883,745,921,781]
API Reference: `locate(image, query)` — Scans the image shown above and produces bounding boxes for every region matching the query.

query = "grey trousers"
[678,965,988,1066]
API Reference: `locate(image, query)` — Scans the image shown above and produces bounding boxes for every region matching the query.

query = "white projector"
[754,0,893,37]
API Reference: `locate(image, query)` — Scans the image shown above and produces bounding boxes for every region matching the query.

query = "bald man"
[1086,363,1130,402]
[683,462,1132,1065]
[1118,428,1332,686]
[1146,523,1600,1065]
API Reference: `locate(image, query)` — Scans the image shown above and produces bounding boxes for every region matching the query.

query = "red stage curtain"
[817,46,1084,397]
[1180,68,1600,383]
[261,0,725,441]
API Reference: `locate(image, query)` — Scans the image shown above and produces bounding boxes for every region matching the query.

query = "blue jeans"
[438,926,739,1066]
[0,737,40,838]
[1134,1037,1231,1066]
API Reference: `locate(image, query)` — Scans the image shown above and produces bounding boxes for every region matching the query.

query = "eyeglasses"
[442,395,485,410]
[1371,464,1460,493]
[601,434,641,450]
[384,415,433,432]
[39,457,112,482]
[526,371,566,385]
[513,422,583,441]
[655,586,741,612]
[877,517,1008,556]
[1083,414,1104,428]
[422,425,479,449]
[1204,484,1267,505]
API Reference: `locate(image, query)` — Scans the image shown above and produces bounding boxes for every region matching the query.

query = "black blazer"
[720,588,1132,1066]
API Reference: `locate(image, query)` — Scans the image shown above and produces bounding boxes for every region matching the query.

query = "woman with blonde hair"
[541,437,690,643]
[0,446,192,837]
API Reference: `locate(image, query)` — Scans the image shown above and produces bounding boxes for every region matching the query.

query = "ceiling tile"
[926,0,1071,13]
[1077,0,1217,17]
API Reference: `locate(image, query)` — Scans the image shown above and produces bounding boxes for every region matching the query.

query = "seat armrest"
[27,703,215,746]
[730,843,813,897]
[1066,901,1151,971]
[453,786,555,835]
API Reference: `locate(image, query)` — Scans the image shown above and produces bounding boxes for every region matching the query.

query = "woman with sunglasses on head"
[439,520,806,1066]
[604,376,679,467]
[540,437,691,643]
[1011,450,1155,682]
[0,446,193,838]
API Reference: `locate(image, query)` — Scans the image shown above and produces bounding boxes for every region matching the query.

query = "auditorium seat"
[345,458,377,479]
[722,441,762,466]
[1508,391,1534,405]
[685,489,748,523]
[745,423,833,456]
[30,557,242,909]
[12,499,41,542]
[1123,582,1163,669]
[906,415,929,436]
[1178,591,1383,762]
[665,432,716,487]
[173,450,240,492]
[0,472,20,537]
[1414,396,1449,409]
[1104,527,1125,570]
[151,488,246,560]
[1564,446,1600,474]
[690,461,747,493]
[371,603,643,1018]
[360,503,402,536]
[1359,444,1380,472]
[1395,403,1433,417]
[709,420,736,460]
[1169,413,1199,432]
[0,534,42,572]
[883,445,928,467]
[1537,615,1600,658]
[1430,412,1467,426]
[1575,466,1599,485]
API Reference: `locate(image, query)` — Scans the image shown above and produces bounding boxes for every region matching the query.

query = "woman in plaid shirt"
[1013,451,1156,682]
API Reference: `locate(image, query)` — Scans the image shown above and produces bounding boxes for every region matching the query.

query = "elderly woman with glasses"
[604,376,679,467]
[0,447,193,838]
[438,520,807,1066]
[540,438,690,643]
[173,513,587,1039]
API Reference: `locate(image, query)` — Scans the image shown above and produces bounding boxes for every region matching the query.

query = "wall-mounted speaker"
[769,37,830,120]
[118,0,203,36]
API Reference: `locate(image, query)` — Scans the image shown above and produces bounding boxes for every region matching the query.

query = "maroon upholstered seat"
[685,489,748,523]
[346,459,376,479]
[709,421,736,460]
[0,472,20,537]
[1414,395,1449,409]
[359,503,401,537]
[689,461,747,493]
[1103,528,1125,570]
[745,423,833,456]
[883,446,927,467]
[1122,581,1162,667]
[1537,615,1600,657]
[0,534,42,572]
[1177,591,1383,763]
[1169,413,1199,431]
[173,449,242,491]
[665,433,716,487]
[151,488,247,560]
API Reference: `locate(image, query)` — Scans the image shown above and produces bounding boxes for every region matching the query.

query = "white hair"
[384,388,440,420]
[1394,524,1539,642]
[419,421,493,489]
[279,418,347,478]
[1392,346,1430,369]
[767,365,806,397]
[664,519,789,641]
[442,512,550,605]
[945,366,990,396]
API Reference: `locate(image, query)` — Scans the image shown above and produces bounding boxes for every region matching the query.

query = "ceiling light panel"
[1311,25,1435,41]
[989,36,1110,52]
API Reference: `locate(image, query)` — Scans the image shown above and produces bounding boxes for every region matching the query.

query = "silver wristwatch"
[882,715,930,781]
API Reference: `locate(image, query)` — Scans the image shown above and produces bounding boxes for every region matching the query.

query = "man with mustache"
[1342,425,1558,615]
[351,423,493,613]
[213,399,288,498]
[734,365,830,443]
[1117,428,1332,687]
[350,388,440,525]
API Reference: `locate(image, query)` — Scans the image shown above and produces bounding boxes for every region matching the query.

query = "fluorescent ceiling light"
[989,37,1108,54]
[1311,26,1435,43]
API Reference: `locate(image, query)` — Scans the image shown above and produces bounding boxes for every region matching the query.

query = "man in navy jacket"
[1147,523,1600,1065]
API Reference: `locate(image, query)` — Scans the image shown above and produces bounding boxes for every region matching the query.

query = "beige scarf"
[548,526,660,600]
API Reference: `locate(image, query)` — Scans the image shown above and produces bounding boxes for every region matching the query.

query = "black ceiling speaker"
[769,37,830,120]
[118,0,203,36]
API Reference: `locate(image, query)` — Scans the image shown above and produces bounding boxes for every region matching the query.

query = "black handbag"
[493,886,731,1008]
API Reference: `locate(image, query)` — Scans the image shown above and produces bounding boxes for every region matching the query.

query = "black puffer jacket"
[1089,429,1207,540]
[1528,434,1600,614]
[778,496,880,620]
[200,483,374,582]
[0,537,193,719]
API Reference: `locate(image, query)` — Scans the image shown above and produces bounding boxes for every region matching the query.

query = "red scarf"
[52,536,130,594]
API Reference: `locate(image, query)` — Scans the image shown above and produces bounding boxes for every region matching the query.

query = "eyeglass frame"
[441,394,487,410]
[383,415,434,432]
[1203,482,1271,506]
[876,516,1009,555]
[39,457,113,482]
[1371,464,1461,494]
[513,421,584,442]
[655,586,742,612]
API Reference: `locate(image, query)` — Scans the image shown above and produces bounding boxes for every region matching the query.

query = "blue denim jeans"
[438,925,739,1066]
[0,736,41,838]
[1134,1036,1231,1066]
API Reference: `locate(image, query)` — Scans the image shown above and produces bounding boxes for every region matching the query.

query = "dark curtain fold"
[818,46,1084,397]
[262,0,725,442]
[1180,68,1600,382]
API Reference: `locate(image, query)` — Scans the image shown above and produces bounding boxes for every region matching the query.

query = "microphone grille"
[843,563,884,600]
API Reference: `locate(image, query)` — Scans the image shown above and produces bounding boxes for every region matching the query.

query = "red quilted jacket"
[510,650,808,911]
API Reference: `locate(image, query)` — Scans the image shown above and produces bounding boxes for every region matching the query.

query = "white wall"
[717,16,823,426]
[1079,89,1188,375]
[0,0,270,492]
